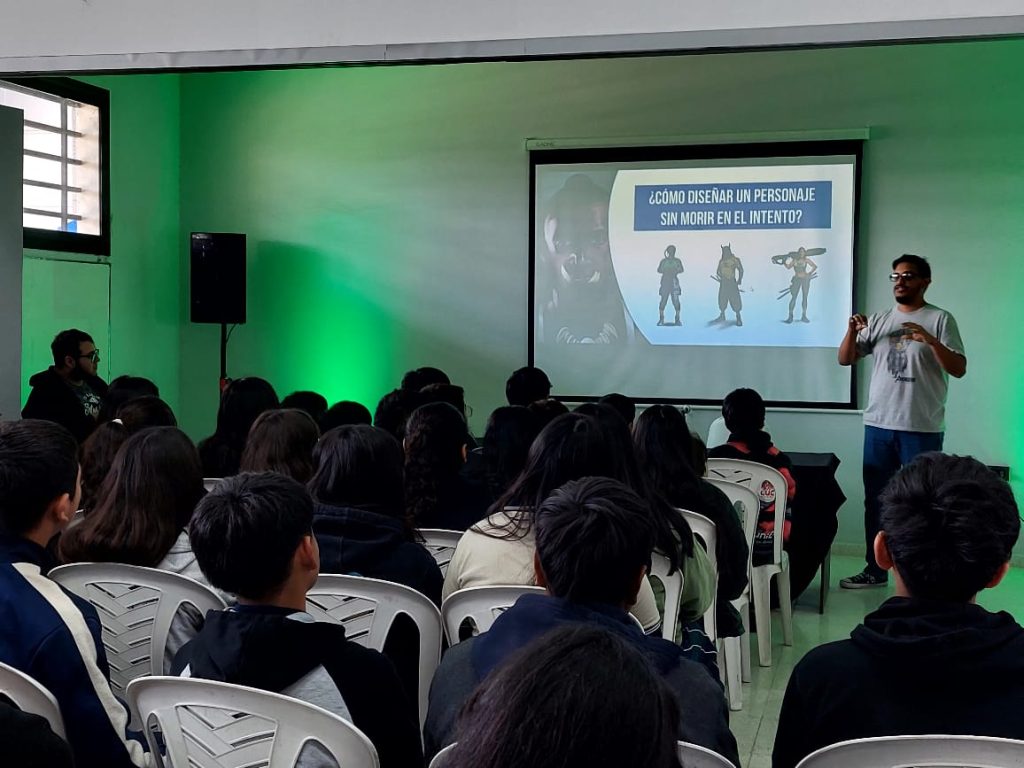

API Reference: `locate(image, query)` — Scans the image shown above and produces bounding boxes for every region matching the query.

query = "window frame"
[3,77,111,256]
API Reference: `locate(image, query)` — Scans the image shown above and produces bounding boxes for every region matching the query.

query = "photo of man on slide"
[537,174,634,344]
[656,245,684,326]
[772,246,824,324]
[712,244,744,327]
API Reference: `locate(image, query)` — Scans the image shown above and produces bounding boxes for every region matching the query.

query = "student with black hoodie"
[773,453,1024,768]
[425,476,737,765]
[174,472,424,768]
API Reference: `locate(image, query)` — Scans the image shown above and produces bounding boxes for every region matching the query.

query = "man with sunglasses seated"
[22,329,107,443]
[837,254,966,589]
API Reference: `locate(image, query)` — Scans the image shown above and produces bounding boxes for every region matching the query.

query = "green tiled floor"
[732,554,1024,768]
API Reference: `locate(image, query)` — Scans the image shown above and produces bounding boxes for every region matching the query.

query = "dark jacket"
[22,367,108,443]
[0,534,147,768]
[313,502,443,606]
[424,594,738,765]
[0,694,74,768]
[414,475,492,531]
[174,605,423,768]
[773,597,1024,768]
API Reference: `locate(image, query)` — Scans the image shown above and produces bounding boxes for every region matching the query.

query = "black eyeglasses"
[889,272,920,283]
[78,350,100,363]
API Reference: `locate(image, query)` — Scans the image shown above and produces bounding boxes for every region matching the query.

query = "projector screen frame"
[527,137,865,410]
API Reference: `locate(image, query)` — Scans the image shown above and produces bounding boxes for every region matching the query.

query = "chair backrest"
[305,574,441,730]
[706,458,788,564]
[48,563,227,697]
[794,734,1024,768]
[706,477,760,562]
[648,551,683,642]
[678,740,736,768]
[706,417,730,451]
[431,739,731,768]
[0,661,66,739]
[418,529,463,577]
[678,510,718,641]
[202,477,222,492]
[128,676,379,768]
[440,585,546,645]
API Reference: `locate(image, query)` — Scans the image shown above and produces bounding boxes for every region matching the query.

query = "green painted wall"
[21,75,182,415]
[20,39,1019,555]
[175,39,1024,554]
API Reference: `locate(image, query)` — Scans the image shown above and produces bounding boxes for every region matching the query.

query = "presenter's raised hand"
[901,322,936,345]
[849,314,868,333]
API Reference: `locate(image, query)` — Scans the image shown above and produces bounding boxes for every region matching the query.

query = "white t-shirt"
[857,303,964,433]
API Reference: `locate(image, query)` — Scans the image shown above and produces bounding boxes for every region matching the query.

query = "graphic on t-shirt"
[885,330,915,382]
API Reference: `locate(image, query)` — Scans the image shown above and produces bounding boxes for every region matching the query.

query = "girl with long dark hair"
[198,377,279,477]
[239,408,320,483]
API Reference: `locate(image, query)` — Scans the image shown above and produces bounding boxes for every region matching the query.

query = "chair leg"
[752,572,773,667]
[740,604,752,682]
[724,636,743,711]
[778,569,794,647]
[818,551,831,614]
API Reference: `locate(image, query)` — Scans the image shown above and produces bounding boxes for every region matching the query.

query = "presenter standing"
[838,255,966,588]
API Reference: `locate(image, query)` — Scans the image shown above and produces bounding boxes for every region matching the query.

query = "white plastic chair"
[48,563,228,696]
[706,477,760,710]
[676,511,717,644]
[305,574,441,731]
[794,734,1024,768]
[678,740,736,768]
[649,550,685,643]
[431,740,732,768]
[440,585,546,644]
[128,676,379,768]
[202,477,222,492]
[0,661,66,739]
[706,458,793,668]
[418,529,463,577]
[706,417,774,452]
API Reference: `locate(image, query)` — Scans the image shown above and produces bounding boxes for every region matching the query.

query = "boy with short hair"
[0,419,148,768]
[773,453,1024,768]
[177,471,423,768]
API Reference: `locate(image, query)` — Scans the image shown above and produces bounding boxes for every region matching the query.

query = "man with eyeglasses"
[837,255,966,589]
[22,329,108,443]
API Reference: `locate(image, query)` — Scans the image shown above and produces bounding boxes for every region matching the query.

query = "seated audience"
[374,388,424,442]
[420,383,469,422]
[98,375,159,422]
[599,392,636,427]
[320,399,373,431]
[708,388,795,565]
[78,396,178,513]
[175,472,423,768]
[505,365,552,406]
[773,453,1024,768]
[574,402,716,627]
[310,425,442,604]
[444,413,663,634]
[444,626,683,768]
[0,420,147,768]
[239,408,320,483]
[22,329,108,443]
[401,366,450,392]
[198,376,279,477]
[634,405,749,638]
[59,427,214,659]
[0,693,74,768]
[526,397,568,429]
[404,402,490,530]
[280,390,329,423]
[480,406,542,501]
[427,477,737,764]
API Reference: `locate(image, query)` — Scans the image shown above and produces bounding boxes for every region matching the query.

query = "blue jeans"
[862,426,944,576]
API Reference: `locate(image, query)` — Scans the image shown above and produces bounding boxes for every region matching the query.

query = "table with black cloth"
[786,452,846,612]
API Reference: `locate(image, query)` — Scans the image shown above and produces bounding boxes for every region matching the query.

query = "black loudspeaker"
[190,232,246,324]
